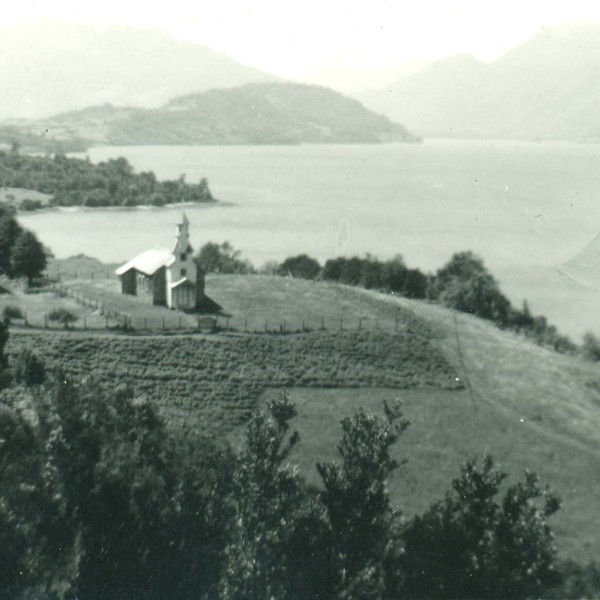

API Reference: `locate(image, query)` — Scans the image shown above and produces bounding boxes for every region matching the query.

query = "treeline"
[0,204,48,283]
[0,330,595,599]
[196,243,577,355]
[0,144,214,209]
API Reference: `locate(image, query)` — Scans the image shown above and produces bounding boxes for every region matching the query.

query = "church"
[115,214,206,310]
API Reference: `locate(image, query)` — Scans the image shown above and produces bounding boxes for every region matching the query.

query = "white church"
[115,213,206,310]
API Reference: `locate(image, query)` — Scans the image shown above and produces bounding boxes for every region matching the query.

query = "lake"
[18,140,600,338]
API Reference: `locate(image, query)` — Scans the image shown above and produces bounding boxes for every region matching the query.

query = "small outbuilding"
[115,213,206,310]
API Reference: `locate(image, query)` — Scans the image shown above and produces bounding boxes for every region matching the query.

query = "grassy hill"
[5,273,600,561]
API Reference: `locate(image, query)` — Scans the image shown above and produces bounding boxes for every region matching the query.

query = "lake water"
[18,140,600,338]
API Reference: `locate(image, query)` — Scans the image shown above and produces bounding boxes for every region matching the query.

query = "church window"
[181,253,187,261]
[181,268,187,276]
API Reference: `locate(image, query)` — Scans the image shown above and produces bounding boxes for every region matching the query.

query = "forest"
[0,145,214,209]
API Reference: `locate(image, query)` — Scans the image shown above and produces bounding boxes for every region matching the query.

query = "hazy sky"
[4,1,600,78]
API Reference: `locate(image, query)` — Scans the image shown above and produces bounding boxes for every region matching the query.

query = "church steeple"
[173,212,192,254]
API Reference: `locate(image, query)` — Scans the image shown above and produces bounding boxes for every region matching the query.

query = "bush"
[13,349,45,386]
[3,304,23,325]
[581,332,600,361]
[47,308,77,328]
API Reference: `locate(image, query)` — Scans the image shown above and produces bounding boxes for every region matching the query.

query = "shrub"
[3,304,23,325]
[48,308,77,328]
[13,349,45,386]
[581,332,600,361]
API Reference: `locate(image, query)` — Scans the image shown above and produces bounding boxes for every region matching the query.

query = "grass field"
[7,267,600,562]
[0,187,52,207]
[255,386,599,563]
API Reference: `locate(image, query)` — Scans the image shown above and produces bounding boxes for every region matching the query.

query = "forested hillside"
[6,83,418,149]
[0,146,214,209]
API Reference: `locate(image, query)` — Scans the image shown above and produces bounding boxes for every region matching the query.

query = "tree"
[435,251,511,324]
[381,256,407,292]
[317,401,410,598]
[221,393,316,600]
[195,241,254,274]
[0,211,22,275]
[10,230,47,284]
[400,455,561,599]
[277,254,321,279]
[48,308,77,329]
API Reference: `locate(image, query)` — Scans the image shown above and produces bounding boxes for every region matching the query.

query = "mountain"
[357,23,600,140]
[0,23,279,121]
[16,83,417,146]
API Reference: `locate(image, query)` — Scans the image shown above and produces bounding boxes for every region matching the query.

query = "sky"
[4,0,600,80]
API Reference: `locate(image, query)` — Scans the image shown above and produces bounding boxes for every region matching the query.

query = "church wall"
[120,269,136,295]
[152,267,167,306]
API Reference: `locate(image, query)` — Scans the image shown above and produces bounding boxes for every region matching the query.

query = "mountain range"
[0,23,279,122]
[0,23,415,148]
[357,23,600,140]
[4,22,600,143]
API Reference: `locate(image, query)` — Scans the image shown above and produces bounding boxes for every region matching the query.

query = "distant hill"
[16,83,417,147]
[357,23,600,140]
[0,23,279,121]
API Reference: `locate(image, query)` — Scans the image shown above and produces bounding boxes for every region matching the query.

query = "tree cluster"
[0,145,214,209]
[199,243,576,355]
[429,252,577,354]
[0,327,572,600]
[0,203,47,283]
[194,241,255,275]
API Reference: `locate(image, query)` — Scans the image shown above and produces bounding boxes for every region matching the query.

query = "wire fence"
[12,281,404,335]
[17,272,408,336]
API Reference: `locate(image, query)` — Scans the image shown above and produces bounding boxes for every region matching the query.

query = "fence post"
[83,316,87,330]
[320,316,325,330]
[302,319,305,331]
[162,316,165,330]
[226,317,230,330]
[179,316,182,330]
[144,317,147,330]
[265,319,268,332]
[44,314,48,329]
[244,319,248,333]
[106,316,109,329]
[340,318,343,331]
[358,317,363,331]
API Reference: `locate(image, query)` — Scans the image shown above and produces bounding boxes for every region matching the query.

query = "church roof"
[115,247,174,276]
[169,277,196,289]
